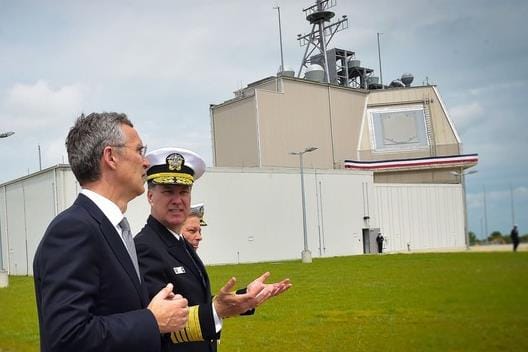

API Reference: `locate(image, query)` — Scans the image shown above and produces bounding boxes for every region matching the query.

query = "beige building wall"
[211,96,259,167]
[211,77,464,185]
[374,169,462,184]
[328,87,368,166]
[361,86,460,160]
[256,79,334,169]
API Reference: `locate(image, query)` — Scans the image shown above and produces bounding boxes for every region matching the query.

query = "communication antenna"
[377,32,383,88]
[273,5,285,73]
[296,0,348,82]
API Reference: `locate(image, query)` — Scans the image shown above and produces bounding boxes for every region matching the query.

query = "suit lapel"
[180,238,210,290]
[76,194,147,305]
[147,216,209,290]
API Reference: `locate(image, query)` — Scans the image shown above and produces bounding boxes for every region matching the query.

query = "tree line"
[469,230,527,245]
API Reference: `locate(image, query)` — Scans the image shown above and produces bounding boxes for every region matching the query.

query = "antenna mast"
[296,0,348,82]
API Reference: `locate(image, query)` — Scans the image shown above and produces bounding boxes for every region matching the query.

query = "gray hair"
[66,112,133,185]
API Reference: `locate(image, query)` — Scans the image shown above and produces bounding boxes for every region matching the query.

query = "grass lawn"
[1,252,527,351]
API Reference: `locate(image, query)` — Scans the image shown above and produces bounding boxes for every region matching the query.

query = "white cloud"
[44,137,69,166]
[468,186,528,209]
[469,80,527,97]
[449,102,484,131]
[1,81,84,130]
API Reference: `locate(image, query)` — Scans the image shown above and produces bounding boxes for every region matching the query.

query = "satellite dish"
[348,59,361,68]
[0,131,15,138]
[389,79,405,88]
[304,64,324,82]
[401,73,414,87]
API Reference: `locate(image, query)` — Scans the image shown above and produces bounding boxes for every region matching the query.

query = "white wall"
[183,168,373,265]
[373,183,464,252]
[0,165,465,275]
[0,167,78,275]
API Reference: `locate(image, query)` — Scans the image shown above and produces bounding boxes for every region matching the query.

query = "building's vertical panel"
[23,172,56,276]
[374,183,464,251]
[211,97,259,167]
[316,172,369,256]
[0,167,81,276]
[5,183,26,275]
[0,187,7,271]
[257,81,334,169]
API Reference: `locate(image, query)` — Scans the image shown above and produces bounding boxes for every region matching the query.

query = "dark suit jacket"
[33,194,161,352]
[135,216,219,352]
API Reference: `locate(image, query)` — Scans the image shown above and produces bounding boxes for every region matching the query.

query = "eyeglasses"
[111,144,148,157]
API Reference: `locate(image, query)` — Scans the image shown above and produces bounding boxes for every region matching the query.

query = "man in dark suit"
[511,224,520,251]
[376,232,384,254]
[135,147,291,352]
[33,113,190,352]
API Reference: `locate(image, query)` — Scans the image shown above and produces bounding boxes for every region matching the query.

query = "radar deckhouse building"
[210,0,478,253]
[211,0,478,183]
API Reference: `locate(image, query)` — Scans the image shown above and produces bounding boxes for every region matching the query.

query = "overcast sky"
[0,0,526,238]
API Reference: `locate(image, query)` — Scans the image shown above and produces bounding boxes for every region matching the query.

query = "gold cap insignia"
[166,153,184,171]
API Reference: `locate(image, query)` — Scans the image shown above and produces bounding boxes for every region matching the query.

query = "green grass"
[0,276,40,352]
[1,252,527,351]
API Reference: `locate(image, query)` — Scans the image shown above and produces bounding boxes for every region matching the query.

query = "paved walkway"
[385,243,527,255]
[468,243,527,252]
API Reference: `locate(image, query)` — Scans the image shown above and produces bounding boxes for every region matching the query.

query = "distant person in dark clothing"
[376,232,384,253]
[511,225,520,252]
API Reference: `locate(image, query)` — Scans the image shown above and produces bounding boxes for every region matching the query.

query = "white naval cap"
[146,147,206,186]
[190,203,207,226]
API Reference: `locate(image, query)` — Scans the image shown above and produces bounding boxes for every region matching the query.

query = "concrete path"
[469,243,527,252]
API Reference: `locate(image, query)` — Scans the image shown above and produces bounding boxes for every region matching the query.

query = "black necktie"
[179,236,206,287]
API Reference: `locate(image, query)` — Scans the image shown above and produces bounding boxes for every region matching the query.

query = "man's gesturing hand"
[213,272,292,319]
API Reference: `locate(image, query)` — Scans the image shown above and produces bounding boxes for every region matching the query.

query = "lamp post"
[450,169,478,249]
[0,131,15,138]
[290,146,318,263]
[0,130,13,285]
[509,183,516,227]
[0,130,15,285]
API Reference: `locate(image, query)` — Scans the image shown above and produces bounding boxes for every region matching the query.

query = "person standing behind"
[181,204,207,250]
[135,147,291,352]
[33,113,189,352]
[376,232,384,254]
[511,224,520,252]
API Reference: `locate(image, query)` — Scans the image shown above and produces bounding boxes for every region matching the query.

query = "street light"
[0,130,14,285]
[0,130,15,286]
[0,131,15,138]
[290,146,318,263]
[450,169,478,249]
